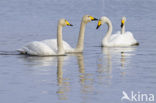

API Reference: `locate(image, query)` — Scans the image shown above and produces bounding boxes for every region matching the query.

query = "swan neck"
[103,20,113,41]
[121,25,125,34]
[57,24,64,54]
[76,21,86,52]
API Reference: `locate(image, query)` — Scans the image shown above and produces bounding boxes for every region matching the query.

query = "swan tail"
[16,49,27,54]
[131,42,139,46]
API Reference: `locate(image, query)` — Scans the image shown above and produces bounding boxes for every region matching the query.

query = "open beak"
[89,16,98,21]
[121,20,124,28]
[96,20,102,29]
[65,20,73,26]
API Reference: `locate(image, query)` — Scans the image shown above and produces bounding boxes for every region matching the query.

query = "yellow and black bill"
[96,20,102,29]
[89,16,98,21]
[65,20,73,26]
[121,19,125,28]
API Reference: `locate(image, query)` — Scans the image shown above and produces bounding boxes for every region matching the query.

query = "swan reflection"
[76,54,94,95]
[97,47,136,78]
[56,53,94,100]
[18,55,70,67]
[56,56,70,100]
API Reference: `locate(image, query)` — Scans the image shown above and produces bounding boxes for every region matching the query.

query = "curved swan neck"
[103,19,113,41]
[75,21,86,52]
[57,24,64,54]
[121,25,125,34]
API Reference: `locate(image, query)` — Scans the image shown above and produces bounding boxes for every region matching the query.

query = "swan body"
[17,19,73,56]
[96,16,139,47]
[18,15,97,55]
[18,39,73,55]
[41,39,73,53]
[103,31,138,47]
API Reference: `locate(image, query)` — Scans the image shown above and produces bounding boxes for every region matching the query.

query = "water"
[0,0,156,103]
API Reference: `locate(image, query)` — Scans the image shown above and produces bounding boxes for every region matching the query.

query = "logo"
[121,91,155,102]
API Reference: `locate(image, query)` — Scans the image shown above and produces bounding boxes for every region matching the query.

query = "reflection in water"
[76,53,94,102]
[97,47,136,80]
[18,55,71,100]
[18,54,71,68]
[56,53,95,101]
[18,55,57,67]
[17,55,60,77]
[121,52,126,67]
[96,48,112,86]
[56,56,70,100]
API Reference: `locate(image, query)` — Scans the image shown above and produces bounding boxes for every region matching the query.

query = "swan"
[96,16,139,47]
[70,15,98,53]
[41,15,97,53]
[18,15,97,55]
[17,18,73,56]
[42,15,97,53]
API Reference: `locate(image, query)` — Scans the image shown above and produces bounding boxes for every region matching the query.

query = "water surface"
[0,0,156,103]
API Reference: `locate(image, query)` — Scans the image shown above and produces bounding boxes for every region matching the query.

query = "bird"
[96,16,139,47]
[17,18,73,56]
[68,15,98,53]
[18,15,98,55]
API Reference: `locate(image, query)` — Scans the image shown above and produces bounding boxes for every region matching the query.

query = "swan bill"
[89,16,98,21]
[121,19,125,28]
[96,20,102,29]
[68,24,73,26]
[65,20,73,26]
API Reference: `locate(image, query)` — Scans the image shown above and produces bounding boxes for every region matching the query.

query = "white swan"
[18,15,97,55]
[59,15,97,53]
[43,15,97,53]
[17,18,73,56]
[96,16,139,47]
[42,15,97,53]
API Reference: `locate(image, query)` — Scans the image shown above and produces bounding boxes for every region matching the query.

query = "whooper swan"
[17,18,73,56]
[96,16,139,47]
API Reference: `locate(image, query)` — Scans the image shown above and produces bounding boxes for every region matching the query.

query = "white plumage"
[17,18,73,56]
[17,15,98,56]
[17,39,73,56]
[97,16,139,47]
[104,31,138,47]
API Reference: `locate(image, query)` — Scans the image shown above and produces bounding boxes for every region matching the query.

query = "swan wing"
[18,39,74,55]
[42,39,74,53]
[17,41,55,56]
[109,32,138,46]
[124,31,138,44]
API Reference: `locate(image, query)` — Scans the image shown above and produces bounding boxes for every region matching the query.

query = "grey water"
[0,0,156,103]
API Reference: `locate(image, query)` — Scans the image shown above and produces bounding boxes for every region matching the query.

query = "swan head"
[59,18,73,27]
[96,16,110,29]
[82,15,98,24]
[121,16,126,28]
